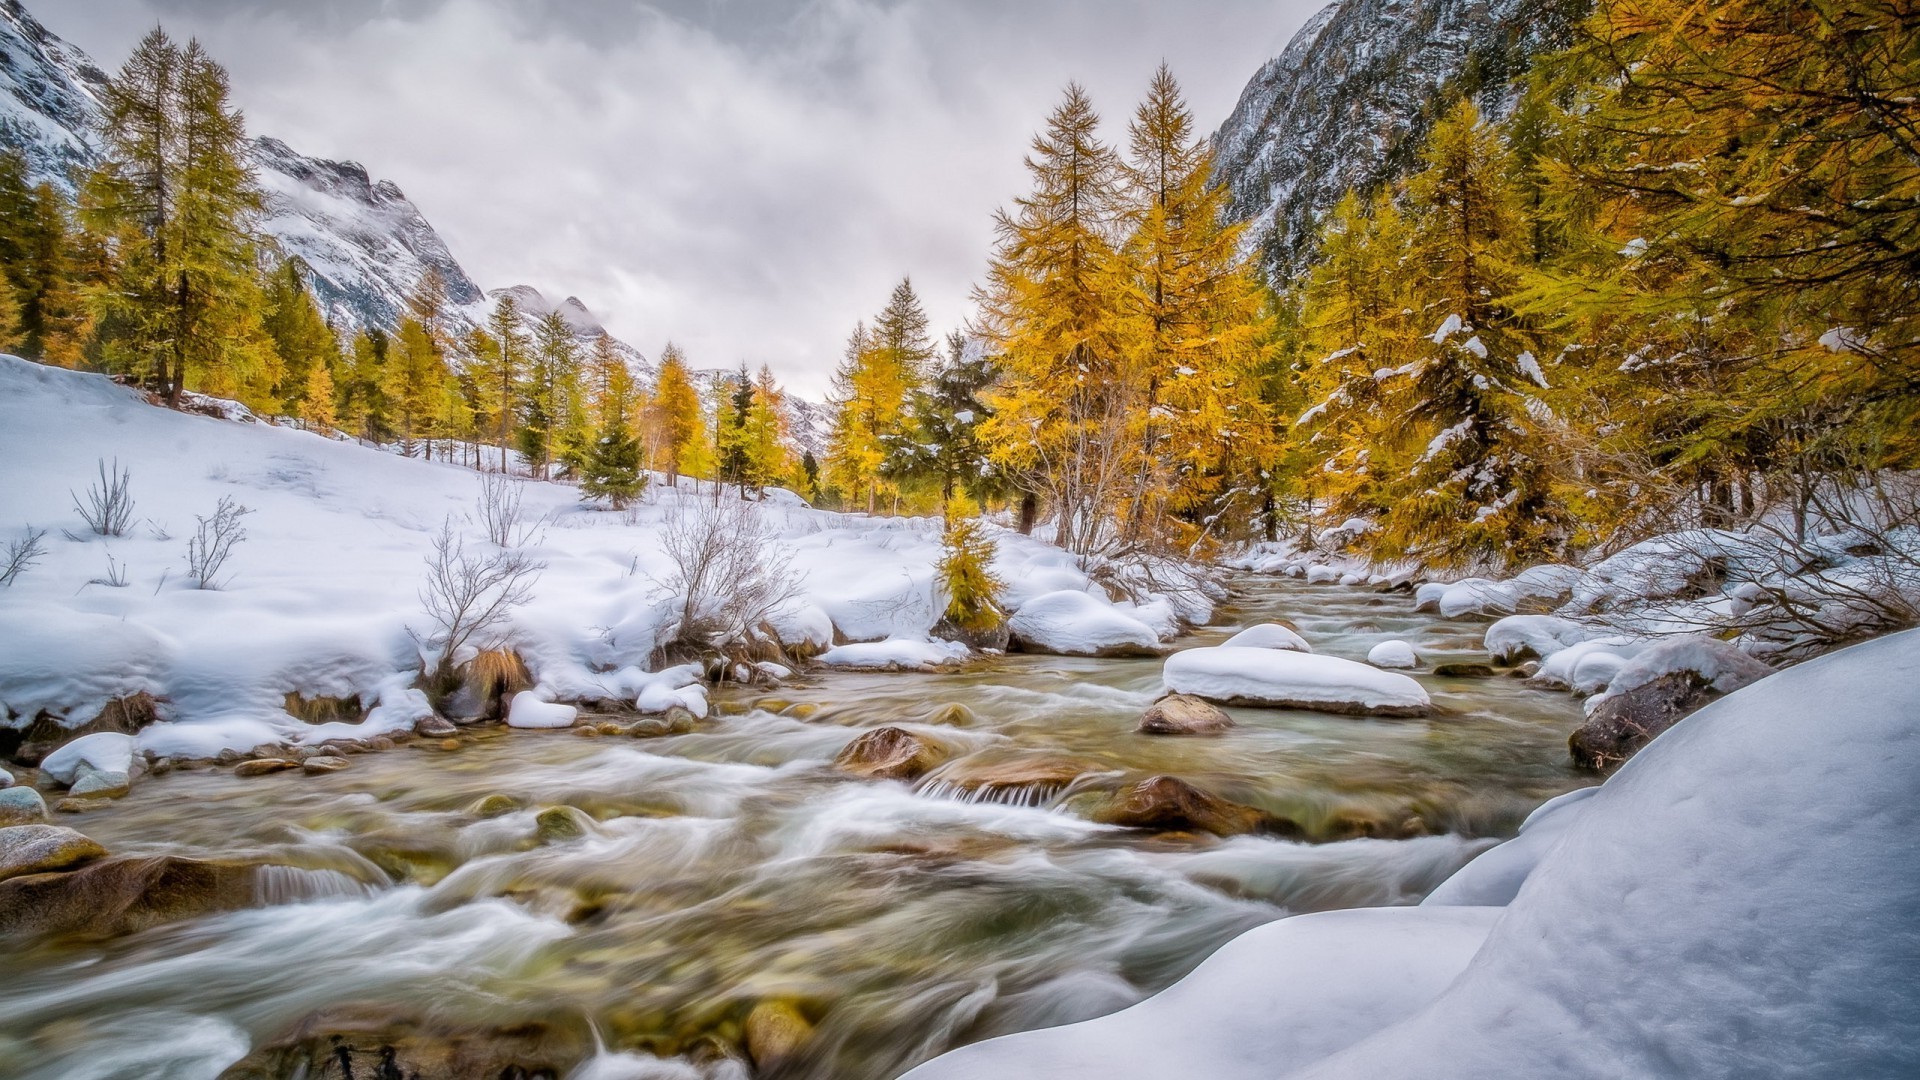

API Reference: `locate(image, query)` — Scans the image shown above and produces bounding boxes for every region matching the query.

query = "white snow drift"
[908,627,1920,1080]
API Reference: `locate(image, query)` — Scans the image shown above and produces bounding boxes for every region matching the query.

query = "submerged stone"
[745,1000,815,1071]
[217,1006,591,1080]
[1137,694,1235,735]
[836,727,945,781]
[0,854,258,938]
[1092,776,1268,837]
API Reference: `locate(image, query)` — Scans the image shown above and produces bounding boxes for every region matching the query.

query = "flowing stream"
[0,574,1589,1079]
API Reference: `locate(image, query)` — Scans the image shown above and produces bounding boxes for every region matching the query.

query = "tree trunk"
[1017,492,1038,535]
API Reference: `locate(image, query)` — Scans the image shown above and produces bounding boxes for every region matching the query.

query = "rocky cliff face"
[1211,0,1587,284]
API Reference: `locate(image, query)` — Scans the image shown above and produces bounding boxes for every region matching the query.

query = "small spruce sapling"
[937,517,1007,632]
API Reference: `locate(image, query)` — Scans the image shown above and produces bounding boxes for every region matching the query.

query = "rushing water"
[0,575,1590,1079]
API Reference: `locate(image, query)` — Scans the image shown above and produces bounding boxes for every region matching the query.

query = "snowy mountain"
[486,284,654,379]
[1211,0,1586,284]
[0,0,106,186]
[255,137,488,335]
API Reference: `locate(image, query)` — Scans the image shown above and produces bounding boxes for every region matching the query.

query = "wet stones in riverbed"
[1137,694,1234,735]
[835,726,946,781]
[535,805,592,843]
[1090,776,1274,838]
[0,786,48,826]
[301,755,351,774]
[1433,662,1498,678]
[467,793,522,819]
[216,1006,592,1080]
[415,715,458,738]
[0,824,107,882]
[745,1000,816,1072]
[0,853,261,938]
[233,758,300,777]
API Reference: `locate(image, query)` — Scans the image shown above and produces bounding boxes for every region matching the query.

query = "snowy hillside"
[1210,0,1585,282]
[0,357,1185,756]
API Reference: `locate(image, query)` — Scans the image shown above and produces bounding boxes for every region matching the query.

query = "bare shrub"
[660,496,803,650]
[414,519,543,680]
[2,526,47,587]
[72,458,136,536]
[90,551,129,588]
[475,472,541,547]
[184,496,254,589]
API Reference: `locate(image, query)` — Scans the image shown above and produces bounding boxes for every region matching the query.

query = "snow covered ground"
[0,357,1206,757]
[906,627,1920,1079]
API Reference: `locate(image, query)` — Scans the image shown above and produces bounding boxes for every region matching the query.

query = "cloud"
[46,0,1325,397]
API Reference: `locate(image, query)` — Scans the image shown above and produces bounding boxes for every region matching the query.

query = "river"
[0,574,1590,1079]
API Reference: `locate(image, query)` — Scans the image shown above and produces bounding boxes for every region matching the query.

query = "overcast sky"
[47,0,1325,396]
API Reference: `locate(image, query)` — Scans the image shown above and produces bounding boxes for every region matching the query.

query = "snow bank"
[910,628,1920,1080]
[1008,590,1162,656]
[1482,614,1599,664]
[1221,623,1313,652]
[0,357,1176,754]
[1162,647,1431,717]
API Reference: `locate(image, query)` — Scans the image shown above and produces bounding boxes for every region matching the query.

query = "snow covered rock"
[1567,637,1775,771]
[1437,578,1517,619]
[1483,614,1598,664]
[1162,647,1431,717]
[816,638,971,671]
[505,692,577,730]
[632,666,709,717]
[39,732,135,787]
[1008,591,1162,657]
[1221,623,1313,653]
[1305,565,1342,585]
[1366,640,1418,669]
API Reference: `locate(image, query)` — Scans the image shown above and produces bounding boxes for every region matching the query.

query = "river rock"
[54,797,115,814]
[1433,662,1497,678]
[1570,671,1716,771]
[301,755,351,774]
[1007,590,1162,657]
[415,715,458,738]
[0,786,48,826]
[0,855,263,938]
[1091,776,1267,837]
[925,703,976,726]
[535,805,591,842]
[234,758,299,777]
[745,1000,815,1071]
[0,766,12,788]
[0,824,108,882]
[835,727,944,781]
[216,1006,591,1080]
[1136,694,1234,735]
[467,793,522,818]
[69,762,131,798]
[927,757,1088,805]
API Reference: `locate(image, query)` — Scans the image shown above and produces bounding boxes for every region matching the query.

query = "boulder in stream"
[836,726,945,781]
[1007,590,1162,657]
[1220,623,1313,652]
[0,854,259,938]
[1137,694,1235,735]
[1091,776,1270,837]
[746,999,816,1072]
[0,785,49,826]
[0,824,107,882]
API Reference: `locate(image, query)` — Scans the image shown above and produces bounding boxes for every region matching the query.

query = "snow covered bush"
[184,496,252,589]
[414,519,543,681]
[71,457,136,536]
[660,494,803,652]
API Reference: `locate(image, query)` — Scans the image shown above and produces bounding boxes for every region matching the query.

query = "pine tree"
[975,83,1131,552]
[648,343,702,485]
[300,357,337,430]
[518,311,580,476]
[261,258,336,417]
[473,293,528,472]
[1117,64,1275,549]
[80,31,264,405]
[0,153,84,362]
[889,331,997,519]
[384,317,446,456]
